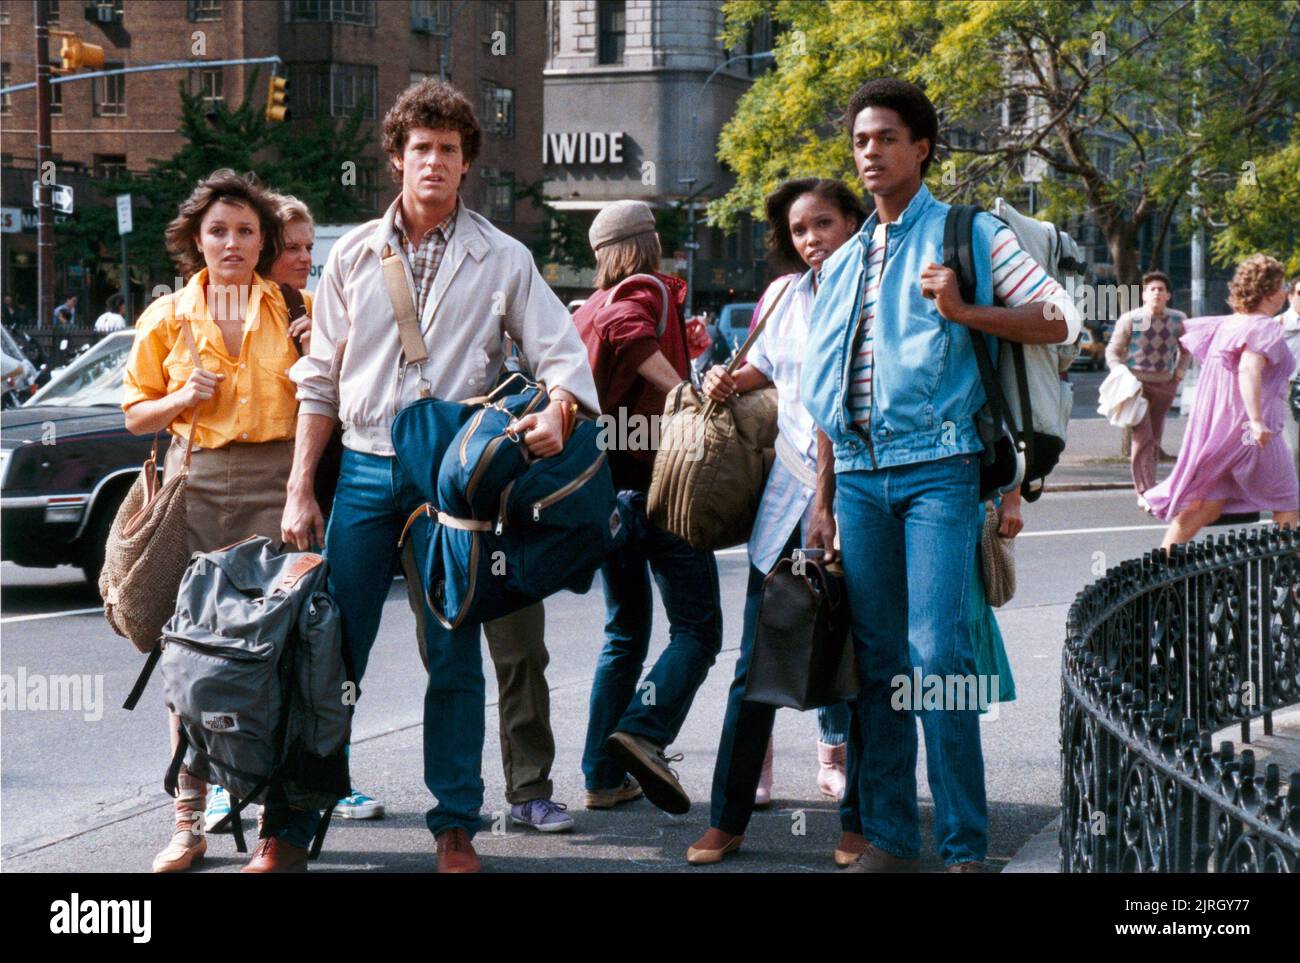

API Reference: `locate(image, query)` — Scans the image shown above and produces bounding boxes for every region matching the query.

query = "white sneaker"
[204,785,233,833]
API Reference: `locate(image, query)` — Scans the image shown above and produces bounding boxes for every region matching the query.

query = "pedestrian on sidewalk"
[684,178,866,865]
[53,294,77,328]
[121,169,295,873]
[1105,271,1189,510]
[281,79,598,874]
[800,79,1080,874]
[94,294,128,333]
[1276,276,1300,456]
[1145,254,1299,549]
[572,200,723,817]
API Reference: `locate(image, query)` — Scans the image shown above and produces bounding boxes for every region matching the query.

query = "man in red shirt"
[572,201,722,816]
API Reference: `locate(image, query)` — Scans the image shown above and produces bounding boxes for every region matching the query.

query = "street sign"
[31,181,74,215]
[116,194,133,234]
[0,207,19,234]
[20,210,67,230]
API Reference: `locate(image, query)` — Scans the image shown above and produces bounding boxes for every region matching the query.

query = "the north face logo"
[202,712,240,732]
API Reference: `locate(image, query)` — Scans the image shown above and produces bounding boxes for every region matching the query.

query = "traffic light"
[265,75,288,123]
[51,31,105,72]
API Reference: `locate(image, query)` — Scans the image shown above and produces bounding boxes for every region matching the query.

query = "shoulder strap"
[380,244,429,366]
[698,275,795,421]
[944,205,1009,437]
[278,282,306,321]
[605,273,671,338]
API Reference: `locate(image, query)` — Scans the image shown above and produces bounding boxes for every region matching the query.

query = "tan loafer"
[687,832,743,865]
[152,770,208,873]
[833,830,868,867]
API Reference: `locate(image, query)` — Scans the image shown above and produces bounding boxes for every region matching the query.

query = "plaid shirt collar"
[394,201,457,250]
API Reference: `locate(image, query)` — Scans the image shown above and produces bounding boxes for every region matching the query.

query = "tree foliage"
[715,0,1300,284]
[1209,127,1300,276]
[57,69,373,288]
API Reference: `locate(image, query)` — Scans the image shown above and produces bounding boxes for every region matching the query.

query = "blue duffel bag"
[392,374,623,630]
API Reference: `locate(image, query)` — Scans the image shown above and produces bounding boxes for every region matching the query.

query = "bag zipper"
[531,451,606,522]
[463,388,548,504]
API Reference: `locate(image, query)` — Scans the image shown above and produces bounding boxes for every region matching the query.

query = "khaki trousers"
[163,438,292,555]
[400,542,556,804]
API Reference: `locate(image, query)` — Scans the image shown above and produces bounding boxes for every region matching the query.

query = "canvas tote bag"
[100,318,203,653]
[647,277,793,550]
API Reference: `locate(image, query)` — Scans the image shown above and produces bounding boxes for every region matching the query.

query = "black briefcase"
[744,550,859,711]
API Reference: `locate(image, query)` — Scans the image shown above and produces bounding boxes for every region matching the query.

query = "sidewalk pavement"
[1047,415,1185,492]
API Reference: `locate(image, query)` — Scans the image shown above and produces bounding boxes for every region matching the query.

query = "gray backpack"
[159,536,352,856]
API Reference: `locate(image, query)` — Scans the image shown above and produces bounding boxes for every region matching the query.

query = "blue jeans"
[581,491,723,791]
[834,454,987,866]
[277,448,486,847]
[818,702,850,745]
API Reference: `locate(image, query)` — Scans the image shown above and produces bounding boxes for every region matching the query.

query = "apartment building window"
[285,0,376,26]
[330,63,378,118]
[1006,92,1028,128]
[411,0,450,32]
[480,1,514,53]
[188,0,223,21]
[189,67,225,108]
[87,0,124,20]
[479,167,514,224]
[481,83,514,138]
[598,1,626,65]
[93,154,128,179]
[94,61,125,116]
[0,2,11,25]
[50,77,62,114]
[47,0,58,24]
[0,64,10,116]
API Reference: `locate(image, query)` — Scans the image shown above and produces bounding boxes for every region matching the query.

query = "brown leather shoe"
[435,828,482,874]
[945,860,986,873]
[241,837,308,873]
[833,831,869,867]
[840,842,919,873]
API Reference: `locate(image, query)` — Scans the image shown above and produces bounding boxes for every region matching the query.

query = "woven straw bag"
[99,320,202,653]
[647,278,793,551]
[979,502,1016,607]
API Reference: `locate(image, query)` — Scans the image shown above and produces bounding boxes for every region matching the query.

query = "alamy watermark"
[890,669,1002,721]
[1,668,104,721]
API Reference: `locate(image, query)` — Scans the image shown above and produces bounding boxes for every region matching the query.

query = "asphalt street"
[0,372,1251,873]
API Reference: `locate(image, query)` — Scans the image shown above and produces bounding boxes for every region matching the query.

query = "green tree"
[57,69,373,291]
[1209,128,1300,276]
[716,0,1300,285]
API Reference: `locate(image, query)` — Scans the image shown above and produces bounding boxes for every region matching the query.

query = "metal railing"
[1060,525,1299,872]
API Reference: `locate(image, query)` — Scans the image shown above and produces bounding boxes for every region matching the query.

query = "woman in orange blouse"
[123,169,299,874]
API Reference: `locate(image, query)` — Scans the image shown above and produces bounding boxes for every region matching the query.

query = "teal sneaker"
[336,791,385,820]
[204,785,233,833]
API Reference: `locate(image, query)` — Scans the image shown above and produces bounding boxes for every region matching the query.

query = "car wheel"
[79,498,122,586]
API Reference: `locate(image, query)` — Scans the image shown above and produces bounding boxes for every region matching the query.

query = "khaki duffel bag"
[647,278,793,550]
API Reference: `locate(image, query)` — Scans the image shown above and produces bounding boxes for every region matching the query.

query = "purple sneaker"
[510,798,575,834]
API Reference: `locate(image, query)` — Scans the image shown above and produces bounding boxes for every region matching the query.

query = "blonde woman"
[123,169,297,873]
[1145,254,1299,548]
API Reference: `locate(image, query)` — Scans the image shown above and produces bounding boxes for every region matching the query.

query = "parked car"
[1070,327,1106,371]
[0,331,159,583]
[715,302,758,357]
[2,324,41,407]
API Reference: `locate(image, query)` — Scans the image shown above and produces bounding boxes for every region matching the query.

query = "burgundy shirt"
[571,272,690,491]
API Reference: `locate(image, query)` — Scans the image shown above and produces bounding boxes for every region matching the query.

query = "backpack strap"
[605,273,671,338]
[944,205,1011,441]
[279,282,308,357]
[309,802,337,859]
[163,726,189,797]
[122,645,162,711]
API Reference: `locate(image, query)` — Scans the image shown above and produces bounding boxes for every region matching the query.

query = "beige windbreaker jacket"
[290,199,599,456]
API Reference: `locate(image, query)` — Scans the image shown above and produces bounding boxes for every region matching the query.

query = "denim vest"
[800,184,1001,473]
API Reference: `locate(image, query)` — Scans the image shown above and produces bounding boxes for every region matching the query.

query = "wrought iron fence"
[1060,526,1299,872]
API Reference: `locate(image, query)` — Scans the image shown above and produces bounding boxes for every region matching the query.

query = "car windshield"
[26,332,134,408]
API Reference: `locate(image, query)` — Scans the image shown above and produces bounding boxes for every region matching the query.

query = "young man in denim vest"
[801,79,1081,872]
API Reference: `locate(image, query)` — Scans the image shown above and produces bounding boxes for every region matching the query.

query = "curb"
[1043,482,1132,493]
[1002,814,1061,873]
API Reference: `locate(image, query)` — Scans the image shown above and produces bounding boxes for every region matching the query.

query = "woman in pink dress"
[1145,254,1299,549]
